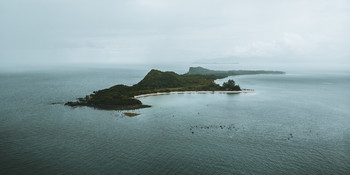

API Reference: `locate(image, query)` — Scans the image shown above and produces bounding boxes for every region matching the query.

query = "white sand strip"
[134,90,254,98]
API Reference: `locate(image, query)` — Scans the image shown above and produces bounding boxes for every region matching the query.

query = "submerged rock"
[123,112,141,117]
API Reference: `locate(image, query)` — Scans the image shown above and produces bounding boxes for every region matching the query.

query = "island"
[186,66,285,77]
[65,67,284,110]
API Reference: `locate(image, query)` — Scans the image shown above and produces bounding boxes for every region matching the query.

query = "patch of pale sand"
[134,90,254,98]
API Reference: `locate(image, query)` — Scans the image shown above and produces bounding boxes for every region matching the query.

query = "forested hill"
[133,69,228,91]
[134,70,182,89]
[186,67,285,77]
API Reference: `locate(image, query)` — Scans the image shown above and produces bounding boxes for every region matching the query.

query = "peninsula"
[65,67,284,110]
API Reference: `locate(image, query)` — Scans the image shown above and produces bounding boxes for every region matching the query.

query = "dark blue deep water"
[1,65,349,174]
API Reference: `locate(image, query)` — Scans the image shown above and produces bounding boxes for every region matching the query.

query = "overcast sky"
[1,0,349,68]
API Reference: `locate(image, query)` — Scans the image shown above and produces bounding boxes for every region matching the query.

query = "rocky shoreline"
[65,101,151,110]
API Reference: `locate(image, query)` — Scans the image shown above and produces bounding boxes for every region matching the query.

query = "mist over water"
[0,64,349,174]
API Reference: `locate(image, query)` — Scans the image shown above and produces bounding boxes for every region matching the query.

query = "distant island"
[186,66,285,77]
[65,67,284,110]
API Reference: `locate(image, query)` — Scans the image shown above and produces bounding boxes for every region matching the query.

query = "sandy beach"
[134,90,254,98]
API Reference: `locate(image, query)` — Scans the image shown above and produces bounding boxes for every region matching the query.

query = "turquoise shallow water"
[0,66,349,174]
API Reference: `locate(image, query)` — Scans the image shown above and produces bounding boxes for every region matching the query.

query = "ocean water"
[0,65,349,174]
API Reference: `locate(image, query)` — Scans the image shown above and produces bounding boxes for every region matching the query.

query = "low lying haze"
[1,0,349,70]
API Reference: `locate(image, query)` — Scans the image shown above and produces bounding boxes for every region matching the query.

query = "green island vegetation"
[65,67,284,110]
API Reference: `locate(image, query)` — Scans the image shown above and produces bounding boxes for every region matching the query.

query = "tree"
[222,79,241,91]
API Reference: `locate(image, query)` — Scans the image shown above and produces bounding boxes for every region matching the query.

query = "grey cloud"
[1,0,349,69]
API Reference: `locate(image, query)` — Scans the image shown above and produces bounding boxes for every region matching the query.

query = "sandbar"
[134,90,254,98]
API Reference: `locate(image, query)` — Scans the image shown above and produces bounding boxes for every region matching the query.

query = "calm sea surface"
[0,65,349,174]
